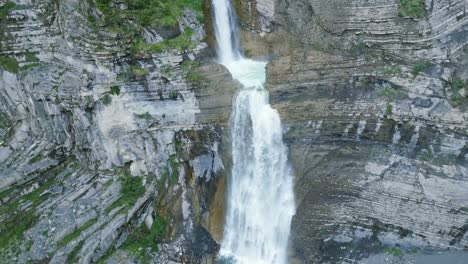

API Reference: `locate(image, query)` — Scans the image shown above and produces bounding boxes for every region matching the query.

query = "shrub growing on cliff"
[110,85,121,96]
[399,0,425,19]
[0,56,19,73]
[411,61,431,76]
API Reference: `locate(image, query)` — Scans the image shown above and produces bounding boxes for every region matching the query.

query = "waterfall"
[212,1,296,264]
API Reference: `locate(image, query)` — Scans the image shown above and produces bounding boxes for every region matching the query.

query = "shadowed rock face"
[233,0,468,263]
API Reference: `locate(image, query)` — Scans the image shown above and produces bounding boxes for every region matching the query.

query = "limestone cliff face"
[0,0,234,263]
[2,0,467,263]
[234,0,468,263]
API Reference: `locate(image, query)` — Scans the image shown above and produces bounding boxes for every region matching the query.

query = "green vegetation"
[168,155,179,185]
[0,159,76,253]
[186,72,203,81]
[96,0,202,28]
[131,28,197,56]
[57,218,98,248]
[25,52,40,63]
[161,65,174,77]
[0,53,41,73]
[0,1,16,46]
[110,86,121,96]
[67,240,84,263]
[0,56,19,73]
[169,90,178,100]
[156,155,180,196]
[29,154,44,164]
[180,60,204,82]
[350,40,368,57]
[130,64,147,80]
[385,103,393,116]
[136,112,152,120]
[90,0,202,56]
[180,60,200,73]
[382,66,402,75]
[385,247,403,257]
[0,210,35,250]
[19,52,42,72]
[0,1,16,19]
[398,0,425,19]
[417,149,433,161]
[121,215,167,258]
[0,112,11,129]
[0,177,56,249]
[102,94,112,106]
[450,78,468,107]
[378,87,407,99]
[411,61,431,76]
[105,175,145,215]
[452,78,466,91]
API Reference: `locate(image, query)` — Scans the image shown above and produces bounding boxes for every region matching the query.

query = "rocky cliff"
[234,0,468,263]
[1,0,467,263]
[0,0,235,263]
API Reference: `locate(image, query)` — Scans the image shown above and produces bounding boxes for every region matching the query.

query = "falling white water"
[212,0,296,264]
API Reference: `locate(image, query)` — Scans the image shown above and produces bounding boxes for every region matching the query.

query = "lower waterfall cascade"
[211,0,296,264]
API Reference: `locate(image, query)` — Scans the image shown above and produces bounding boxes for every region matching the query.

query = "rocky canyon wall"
[0,0,234,263]
[234,0,468,263]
